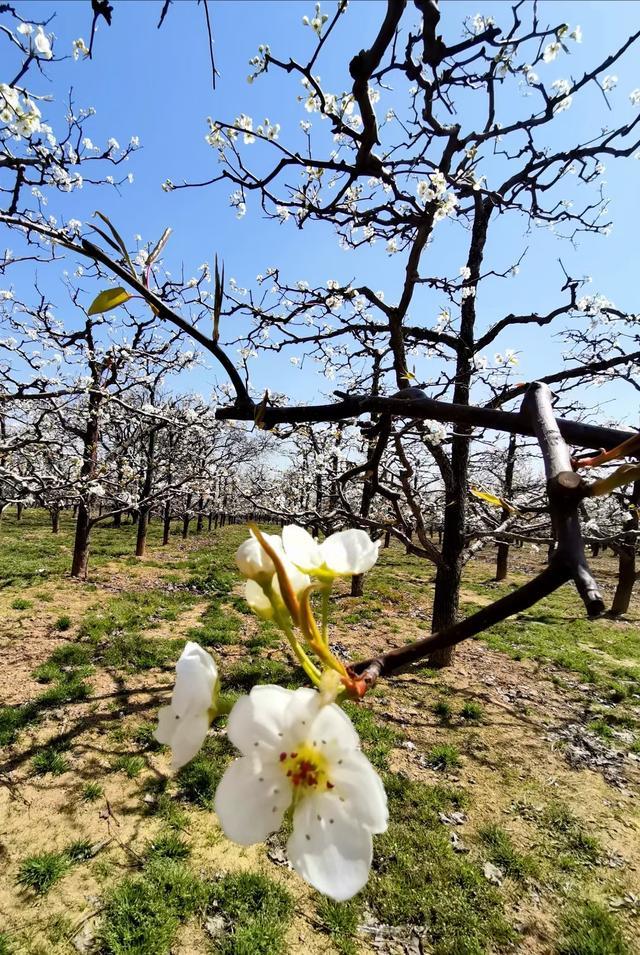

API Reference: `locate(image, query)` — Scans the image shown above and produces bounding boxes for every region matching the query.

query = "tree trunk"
[71,390,101,578]
[71,506,91,578]
[610,481,640,615]
[182,493,193,539]
[610,549,636,616]
[196,496,204,533]
[429,204,490,665]
[135,428,156,558]
[50,506,60,534]
[16,502,23,521]
[113,510,122,529]
[162,500,171,545]
[495,433,517,581]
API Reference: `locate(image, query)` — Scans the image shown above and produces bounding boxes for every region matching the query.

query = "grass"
[99,859,207,955]
[478,823,538,881]
[65,838,95,863]
[428,743,462,771]
[0,932,13,955]
[366,774,511,955]
[144,832,191,861]
[81,781,104,802]
[433,699,453,723]
[541,803,601,869]
[113,754,146,778]
[210,871,293,955]
[556,900,631,955]
[175,734,235,808]
[315,897,361,955]
[16,852,69,895]
[342,701,400,771]
[10,597,32,610]
[54,613,72,631]
[460,700,484,722]
[1,518,637,953]
[32,745,69,776]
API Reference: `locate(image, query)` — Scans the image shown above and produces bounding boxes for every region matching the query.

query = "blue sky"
[5,0,640,425]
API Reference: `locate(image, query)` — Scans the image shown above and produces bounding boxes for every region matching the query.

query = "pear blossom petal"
[320,529,380,575]
[154,641,218,770]
[236,534,278,580]
[215,756,290,844]
[330,749,389,833]
[245,579,274,620]
[34,26,52,59]
[288,793,373,900]
[282,688,360,751]
[227,684,294,755]
[282,525,323,571]
[171,641,218,715]
[155,704,179,746]
[169,712,210,771]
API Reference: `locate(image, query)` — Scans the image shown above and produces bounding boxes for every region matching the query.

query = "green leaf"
[88,288,133,316]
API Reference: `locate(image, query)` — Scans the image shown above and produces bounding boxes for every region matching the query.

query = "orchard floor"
[1,513,640,955]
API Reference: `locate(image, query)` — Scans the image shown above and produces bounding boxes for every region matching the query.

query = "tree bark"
[610,481,640,616]
[162,500,171,545]
[135,428,156,558]
[495,433,517,581]
[71,390,101,578]
[429,200,491,666]
[50,505,60,534]
[182,493,193,539]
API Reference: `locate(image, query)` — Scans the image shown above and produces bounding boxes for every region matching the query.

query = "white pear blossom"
[235,113,255,144]
[282,526,380,579]
[154,642,219,771]
[630,89,640,107]
[72,37,89,60]
[215,685,388,900]
[570,25,582,43]
[236,530,287,583]
[17,22,33,35]
[34,26,53,59]
[543,41,562,63]
[602,75,618,92]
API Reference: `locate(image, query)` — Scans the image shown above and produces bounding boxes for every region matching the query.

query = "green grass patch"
[433,699,453,723]
[428,744,462,772]
[541,803,601,868]
[65,838,95,863]
[54,614,72,631]
[210,871,293,955]
[556,900,630,955]
[223,658,304,692]
[0,932,14,955]
[144,832,191,861]
[366,774,511,954]
[112,754,146,778]
[10,597,32,610]
[315,896,361,955]
[478,823,538,881]
[32,745,69,776]
[99,858,207,955]
[81,781,104,802]
[460,701,484,722]
[17,851,70,895]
